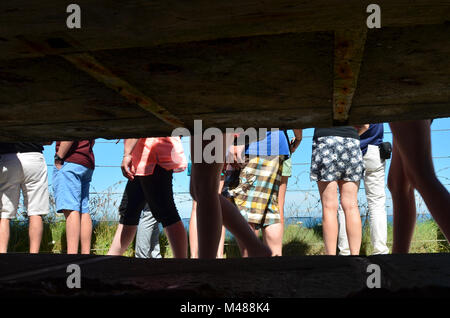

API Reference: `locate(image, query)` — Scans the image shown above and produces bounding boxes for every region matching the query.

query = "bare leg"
[191,134,271,259]
[107,224,138,255]
[338,181,362,255]
[28,215,43,253]
[191,160,223,259]
[64,210,81,254]
[262,223,284,256]
[318,181,339,255]
[164,220,188,258]
[238,223,260,258]
[390,120,450,242]
[388,142,416,253]
[278,176,288,228]
[188,200,198,258]
[0,218,10,253]
[190,179,226,258]
[80,213,92,254]
[216,178,226,258]
[216,226,226,258]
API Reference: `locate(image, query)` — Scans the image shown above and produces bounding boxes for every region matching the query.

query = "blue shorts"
[53,162,94,214]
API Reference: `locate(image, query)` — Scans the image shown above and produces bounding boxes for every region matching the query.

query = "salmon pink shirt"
[131,137,187,176]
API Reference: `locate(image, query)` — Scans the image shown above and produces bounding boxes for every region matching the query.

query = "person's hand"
[290,137,301,153]
[227,145,246,169]
[121,154,135,180]
[55,160,63,170]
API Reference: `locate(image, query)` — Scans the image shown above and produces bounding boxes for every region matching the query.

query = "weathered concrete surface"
[0,253,449,298]
[0,1,449,141]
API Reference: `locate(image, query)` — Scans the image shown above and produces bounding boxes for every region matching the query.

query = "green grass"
[6,218,449,256]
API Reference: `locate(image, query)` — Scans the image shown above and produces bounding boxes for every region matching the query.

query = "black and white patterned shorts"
[310,136,364,182]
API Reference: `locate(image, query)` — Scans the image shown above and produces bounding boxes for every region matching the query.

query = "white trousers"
[337,144,389,255]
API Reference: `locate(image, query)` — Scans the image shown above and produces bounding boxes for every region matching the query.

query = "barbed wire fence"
[12,128,450,253]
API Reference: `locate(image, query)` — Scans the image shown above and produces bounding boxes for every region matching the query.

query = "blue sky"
[42,118,450,220]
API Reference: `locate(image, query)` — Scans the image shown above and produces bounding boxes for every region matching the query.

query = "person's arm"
[290,129,303,153]
[354,124,370,136]
[226,144,246,168]
[54,141,74,170]
[121,138,139,180]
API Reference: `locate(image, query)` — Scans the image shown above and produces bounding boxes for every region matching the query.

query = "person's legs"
[28,215,43,253]
[191,160,224,259]
[107,223,138,255]
[0,153,23,253]
[317,181,339,255]
[216,225,226,258]
[278,174,288,238]
[390,120,450,242]
[54,162,90,254]
[363,145,389,255]
[0,218,10,253]
[188,200,198,258]
[80,167,93,255]
[139,167,187,258]
[163,220,187,258]
[216,178,226,258]
[337,204,350,255]
[80,213,92,254]
[19,152,49,254]
[63,210,81,254]
[191,134,271,259]
[135,209,161,258]
[262,222,284,256]
[237,223,260,258]
[109,179,146,256]
[338,181,362,255]
[387,142,416,254]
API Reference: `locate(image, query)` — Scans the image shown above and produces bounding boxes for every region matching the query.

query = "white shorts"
[0,152,49,219]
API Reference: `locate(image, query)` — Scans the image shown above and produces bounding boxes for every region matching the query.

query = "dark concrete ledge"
[0,253,449,298]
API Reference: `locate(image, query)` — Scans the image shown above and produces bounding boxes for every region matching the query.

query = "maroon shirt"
[56,140,95,170]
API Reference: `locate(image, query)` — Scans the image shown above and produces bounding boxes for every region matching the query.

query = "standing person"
[53,140,95,254]
[0,142,50,253]
[310,125,368,255]
[338,124,390,255]
[190,132,271,259]
[188,161,227,258]
[108,137,188,258]
[135,205,161,259]
[229,129,291,257]
[278,130,303,241]
[388,120,450,253]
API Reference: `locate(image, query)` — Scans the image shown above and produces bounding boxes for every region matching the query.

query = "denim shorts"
[53,162,94,214]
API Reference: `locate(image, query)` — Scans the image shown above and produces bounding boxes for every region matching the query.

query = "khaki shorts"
[0,152,49,219]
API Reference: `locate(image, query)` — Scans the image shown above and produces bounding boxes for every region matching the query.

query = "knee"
[407,170,438,194]
[190,166,221,199]
[321,199,339,214]
[388,172,412,197]
[340,197,358,213]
